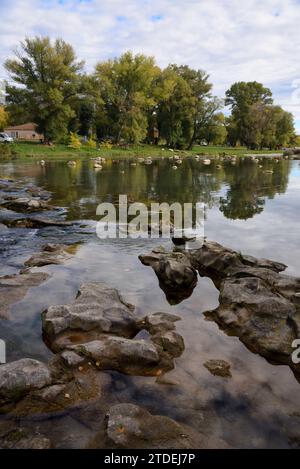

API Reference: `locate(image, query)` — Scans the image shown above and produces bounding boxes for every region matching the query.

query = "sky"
[0,0,300,131]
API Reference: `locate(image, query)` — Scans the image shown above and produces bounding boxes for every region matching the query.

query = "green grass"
[0,141,283,162]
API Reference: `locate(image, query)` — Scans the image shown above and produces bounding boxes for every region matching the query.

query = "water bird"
[67,161,76,166]
[203,159,211,165]
[40,160,45,166]
[172,165,178,170]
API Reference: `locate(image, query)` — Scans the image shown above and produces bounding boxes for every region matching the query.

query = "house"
[4,123,44,141]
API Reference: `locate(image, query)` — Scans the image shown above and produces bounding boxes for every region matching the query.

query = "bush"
[68,132,81,149]
[0,144,16,160]
[86,138,97,149]
[99,139,113,150]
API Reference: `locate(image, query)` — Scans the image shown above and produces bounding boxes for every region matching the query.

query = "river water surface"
[0,156,300,448]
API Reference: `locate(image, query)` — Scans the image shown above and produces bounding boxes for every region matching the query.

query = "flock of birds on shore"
[38,148,296,175]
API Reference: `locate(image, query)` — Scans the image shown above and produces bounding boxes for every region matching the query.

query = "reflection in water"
[0,157,300,448]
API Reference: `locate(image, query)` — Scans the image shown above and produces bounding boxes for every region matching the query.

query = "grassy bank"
[0,141,283,162]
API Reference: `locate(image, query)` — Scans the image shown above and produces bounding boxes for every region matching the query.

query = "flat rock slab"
[24,243,78,267]
[106,403,204,449]
[0,359,52,405]
[0,271,50,319]
[42,282,139,348]
[3,216,72,228]
[2,197,54,212]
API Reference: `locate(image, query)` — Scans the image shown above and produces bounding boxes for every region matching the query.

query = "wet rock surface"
[0,359,52,405]
[139,247,198,304]
[140,241,300,377]
[42,282,139,346]
[105,403,204,449]
[42,282,185,376]
[0,271,50,319]
[24,243,78,267]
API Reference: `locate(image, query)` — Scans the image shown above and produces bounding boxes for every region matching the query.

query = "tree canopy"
[3,37,296,148]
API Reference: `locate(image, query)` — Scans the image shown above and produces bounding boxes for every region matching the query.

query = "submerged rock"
[204,359,232,378]
[0,271,50,319]
[24,243,78,267]
[106,403,203,448]
[0,359,52,405]
[0,428,51,449]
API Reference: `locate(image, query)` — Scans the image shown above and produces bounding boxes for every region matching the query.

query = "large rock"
[42,283,185,376]
[42,282,139,349]
[139,247,197,304]
[0,271,50,319]
[68,336,160,375]
[139,241,300,376]
[106,403,204,448]
[0,359,52,405]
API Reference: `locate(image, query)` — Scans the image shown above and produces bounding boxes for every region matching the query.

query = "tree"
[166,65,215,149]
[225,81,273,147]
[94,52,160,143]
[157,68,195,148]
[5,37,84,142]
[0,106,9,131]
[201,112,227,145]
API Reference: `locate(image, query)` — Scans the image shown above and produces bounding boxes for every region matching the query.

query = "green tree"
[94,52,160,143]
[5,37,84,142]
[157,68,195,148]
[201,112,227,145]
[225,81,273,147]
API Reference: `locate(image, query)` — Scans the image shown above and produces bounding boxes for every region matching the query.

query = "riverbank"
[0,142,284,162]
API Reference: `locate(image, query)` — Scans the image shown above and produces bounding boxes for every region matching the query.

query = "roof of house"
[4,122,38,131]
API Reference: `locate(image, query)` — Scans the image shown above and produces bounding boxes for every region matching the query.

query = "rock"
[42,282,139,349]
[0,271,50,319]
[138,312,181,335]
[3,216,72,228]
[1,428,51,449]
[68,336,160,375]
[24,243,76,267]
[139,249,197,304]
[151,331,185,358]
[204,359,232,378]
[106,403,203,448]
[2,197,53,212]
[38,384,66,401]
[205,276,298,368]
[61,351,85,367]
[140,240,300,377]
[0,359,52,405]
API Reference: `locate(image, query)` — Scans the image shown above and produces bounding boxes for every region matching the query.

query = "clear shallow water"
[0,157,300,448]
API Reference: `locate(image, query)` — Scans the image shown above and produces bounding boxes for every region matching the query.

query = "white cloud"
[1,0,300,130]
